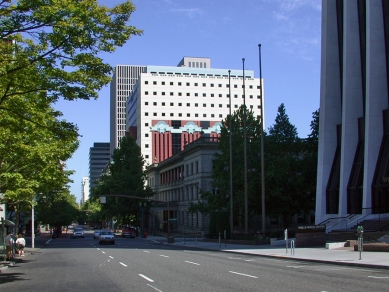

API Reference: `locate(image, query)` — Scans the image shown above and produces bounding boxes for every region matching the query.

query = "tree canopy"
[0,0,142,205]
[91,135,154,226]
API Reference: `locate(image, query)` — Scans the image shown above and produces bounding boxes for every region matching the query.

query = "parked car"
[99,230,115,245]
[93,230,101,239]
[72,228,84,239]
[121,225,136,238]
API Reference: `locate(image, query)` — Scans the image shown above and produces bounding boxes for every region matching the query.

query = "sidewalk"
[0,231,55,272]
[145,235,389,270]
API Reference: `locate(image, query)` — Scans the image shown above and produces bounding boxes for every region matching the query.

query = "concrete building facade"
[81,176,90,204]
[316,0,389,230]
[110,65,146,155]
[145,137,219,234]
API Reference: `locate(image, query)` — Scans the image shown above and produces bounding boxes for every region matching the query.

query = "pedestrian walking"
[16,234,26,257]
[5,231,14,261]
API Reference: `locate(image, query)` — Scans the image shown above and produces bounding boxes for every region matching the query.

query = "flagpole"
[242,58,248,238]
[259,44,266,234]
[228,70,233,239]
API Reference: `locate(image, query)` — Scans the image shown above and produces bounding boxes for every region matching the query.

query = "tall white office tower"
[81,177,90,204]
[89,142,111,193]
[316,0,389,228]
[110,65,146,155]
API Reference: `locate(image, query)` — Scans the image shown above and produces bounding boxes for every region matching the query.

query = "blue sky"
[55,0,322,202]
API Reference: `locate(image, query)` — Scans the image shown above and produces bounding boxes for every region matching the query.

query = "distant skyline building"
[316,0,389,228]
[89,142,110,193]
[81,176,89,204]
[110,65,146,155]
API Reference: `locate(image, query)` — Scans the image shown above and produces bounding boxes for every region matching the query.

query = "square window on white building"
[145,112,149,116]
[187,113,190,117]
[153,92,157,95]
[145,91,148,95]
[153,113,157,116]
[162,81,165,85]
[145,102,148,105]
[162,102,165,106]
[203,104,206,107]
[145,81,148,84]
[162,113,165,116]
[170,113,174,117]
[186,82,190,86]
[179,103,182,106]
[145,123,149,126]
[195,93,198,97]
[170,82,173,85]
[187,103,190,106]
[203,93,206,97]
[145,133,149,137]
[202,83,206,87]
[195,113,198,117]
[153,102,157,106]
[186,93,190,96]
[178,82,182,86]
[145,144,149,148]
[211,114,215,117]
[179,113,182,117]
[219,114,222,118]
[203,114,206,117]
[170,102,174,106]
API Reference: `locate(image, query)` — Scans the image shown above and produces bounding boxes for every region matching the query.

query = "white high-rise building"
[110,57,264,166]
[110,65,146,155]
[316,0,389,228]
[81,177,90,204]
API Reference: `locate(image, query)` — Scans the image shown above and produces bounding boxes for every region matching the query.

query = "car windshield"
[74,228,83,232]
[101,232,113,235]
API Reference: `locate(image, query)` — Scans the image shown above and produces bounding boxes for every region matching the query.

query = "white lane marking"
[97,248,100,250]
[109,256,114,259]
[368,276,389,279]
[152,240,160,243]
[228,257,241,259]
[245,259,254,262]
[139,274,154,282]
[229,271,258,279]
[147,284,163,292]
[144,250,150,253]
[185,261,200,265]
[102,251,105,254]
[160,255,169,258]
[287,266,306,269]
[119,262,127,267]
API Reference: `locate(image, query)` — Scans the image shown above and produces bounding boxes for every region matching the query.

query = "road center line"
[185,261,200,265]
[229,271,258,278]
[147,284,163,291]
[109,256,114,259]
[160,255,169,258]
[139,274,154,282]
[368,276,389,279]
[119,262,127,267]
[144,250,150,253]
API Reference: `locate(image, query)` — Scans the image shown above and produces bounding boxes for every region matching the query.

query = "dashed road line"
[229,271,258,279]
[368,276,389,279]
[102,251,105,254]
[160,255,169,258]
[119,262,127,267]
[147,284,163,291]
[139,274,154,282]
[109,256,114,259]
[144,250,150,253]
[185,261,200,265]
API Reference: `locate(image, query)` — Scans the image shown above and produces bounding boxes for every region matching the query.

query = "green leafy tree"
[266,103,307,228]
[91,135,154,225]
[35,189,80,231]
[189,105,263,228]
[0,89,78,205]
[0,0,141,204]
[0,0,143,102]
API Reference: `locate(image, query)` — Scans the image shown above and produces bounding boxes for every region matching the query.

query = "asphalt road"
[1,230,389,291]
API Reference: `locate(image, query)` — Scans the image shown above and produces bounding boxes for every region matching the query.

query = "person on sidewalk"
[5,232,14,261]
[16,234,26,257]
